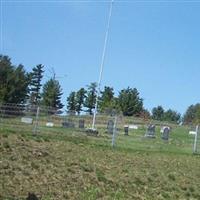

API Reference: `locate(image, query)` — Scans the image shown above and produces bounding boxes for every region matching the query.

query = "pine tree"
[152,106,164,121]
[99,86,114,113]
[42,78,63,111]
[0,55,29,104]
[75,88,86,115]
[118,87,143,116]
[84,82,97,115]
[29,64,44,105]
[67,91,76,115]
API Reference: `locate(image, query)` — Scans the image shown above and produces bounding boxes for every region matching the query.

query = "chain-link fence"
[0,103,197,154]
[0,103,121,135]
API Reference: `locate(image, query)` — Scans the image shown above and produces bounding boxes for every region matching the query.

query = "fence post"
[193,125,199,154]
[112,115,118,147]
[0,103,2,123]
[33,106,40,135]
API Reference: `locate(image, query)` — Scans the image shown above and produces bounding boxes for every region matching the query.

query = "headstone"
[85,128,99,136]
[124,125,129,136]
[189,131,197,135]
[21,117,33,124]
[145,124,156,138]
[79,119,85,129]
[107,120,114,134]
[46,122,54,127]
[160,126,170,133]
[129,124,138,130]
[62,119,75,128]
[162,127,170,141]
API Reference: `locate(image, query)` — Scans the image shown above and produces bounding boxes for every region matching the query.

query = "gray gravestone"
[162,127,170,141]
[79,119,85,129]
[107,120,114,134]
[62,119,75,128]
[145,124,156,138]
[124,125,129,136]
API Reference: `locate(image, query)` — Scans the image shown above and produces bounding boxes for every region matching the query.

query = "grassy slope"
[1,127,200,200]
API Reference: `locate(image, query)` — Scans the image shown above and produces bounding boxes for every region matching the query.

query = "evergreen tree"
[183,104,200,124]
[29,64,44,105]
[75,88,86,115]
[139,108,151,120]
[67,91,76,115]
[118,87,143,116]
[163,109,181,123]
[0,55,29,104]
[84,82,97,115]
[99,86,115,113]
[42,78,63,110]
[152,106,164,121]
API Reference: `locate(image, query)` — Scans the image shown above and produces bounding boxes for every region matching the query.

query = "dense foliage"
[29,64,44,105]
[183,104,200,124]
[42,78,63,110]
[0,55,30,104]
[2,54,200,123]
[152,106,181,123]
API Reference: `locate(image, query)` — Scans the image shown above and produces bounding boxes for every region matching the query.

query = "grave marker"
[62,119,75,128]
[79,119,85,129]
[124,125,129,136]
[46,122,54,127]
[145,124,156,138]
[107,120,114,134]
[21,117,33,124]
[161,127,170,141]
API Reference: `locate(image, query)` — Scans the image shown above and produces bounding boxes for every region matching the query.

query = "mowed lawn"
[0,125,200,200]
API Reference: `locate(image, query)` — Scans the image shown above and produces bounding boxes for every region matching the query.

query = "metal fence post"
[33,106,40,135]
[193,125,199,154]
[112,115,118,147]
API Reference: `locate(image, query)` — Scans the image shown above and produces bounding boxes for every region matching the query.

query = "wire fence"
[0,103,198,154]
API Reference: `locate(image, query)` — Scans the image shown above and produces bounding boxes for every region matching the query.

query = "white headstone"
[21,117,33,124]
[189,131,197,135]
[46,122,54,127]
[129,125,138,130]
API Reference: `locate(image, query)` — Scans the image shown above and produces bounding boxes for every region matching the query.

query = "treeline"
[0,55,199,124]
[66,86,182,122]
[0,55,63,110]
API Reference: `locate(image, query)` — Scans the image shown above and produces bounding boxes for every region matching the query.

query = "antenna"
[46,67,67,80]
[91,0,114,130]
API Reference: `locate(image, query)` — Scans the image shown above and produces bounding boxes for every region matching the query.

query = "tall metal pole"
[0,0,3,53]
[33,106,40,135]
[92,0,114,130]
[112,115,118,147]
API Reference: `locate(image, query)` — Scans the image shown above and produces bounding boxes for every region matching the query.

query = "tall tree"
[84,82,97,115]
[42,78,63,110]
[152,106,164,121]
[118,87,143,116]
[183,104,200,124]
[163,109,181,123]
[139,108,151,120]
[0,55,29,104]
[67,91,76,115]
[75,88,86,115]
[29,64,44,105]
[99,86,115,113]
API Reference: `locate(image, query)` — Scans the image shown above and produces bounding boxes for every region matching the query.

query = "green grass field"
[1,123,200,200]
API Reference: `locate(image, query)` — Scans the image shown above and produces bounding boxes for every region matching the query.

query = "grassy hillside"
[0,126,200,200]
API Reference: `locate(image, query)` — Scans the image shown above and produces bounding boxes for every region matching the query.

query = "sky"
[1,0,200,114]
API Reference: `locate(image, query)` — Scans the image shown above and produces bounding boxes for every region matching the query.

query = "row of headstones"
[62,119,85,129]
[21,117,85,129]
[145,124,171,141]
[107,120,170,141]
